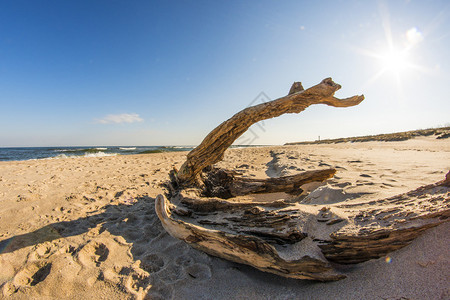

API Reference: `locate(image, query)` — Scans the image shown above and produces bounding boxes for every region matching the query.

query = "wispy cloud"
[95,113,144,124]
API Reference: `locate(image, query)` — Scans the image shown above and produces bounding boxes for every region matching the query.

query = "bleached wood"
[155,78,449,281]
[177,78,364,185]
[156,173,449,281]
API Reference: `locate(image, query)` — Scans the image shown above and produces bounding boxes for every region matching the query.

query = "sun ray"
[354,3,432,96]
[360,68,387,90]
[379,1,394,50]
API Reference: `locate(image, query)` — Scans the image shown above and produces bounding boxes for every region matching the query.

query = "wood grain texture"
[156,173,449,281]
[177,78,364,185]
[203,167,337,198]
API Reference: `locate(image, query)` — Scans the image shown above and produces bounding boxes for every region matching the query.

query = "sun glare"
[353,3,430,94]
[380,47,409,73]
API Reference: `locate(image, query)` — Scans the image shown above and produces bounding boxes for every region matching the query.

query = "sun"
[356,44,415,89]
[349,3,433,95]
[379,47,410,74]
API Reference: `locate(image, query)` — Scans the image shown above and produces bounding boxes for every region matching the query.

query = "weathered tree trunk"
[156,172,449,281]
[155,78,450,281]
[176,78,364,186]
[202,167,337,198]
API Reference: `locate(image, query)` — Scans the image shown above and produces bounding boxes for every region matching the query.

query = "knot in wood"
[245,206,264,215]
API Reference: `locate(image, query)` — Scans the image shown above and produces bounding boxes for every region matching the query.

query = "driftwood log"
[155,78,450,281]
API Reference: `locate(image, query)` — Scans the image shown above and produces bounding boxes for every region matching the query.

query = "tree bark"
[202,167,336,198]
[156,172,449,281]
[177,78,364,186]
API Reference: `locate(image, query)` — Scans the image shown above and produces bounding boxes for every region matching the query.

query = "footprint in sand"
[144,279,174,300]
[140,253,165,273]
[175,254,194,267]
[77,241,109,267]
[28,242,59,261]
[13,261,52,287]
[173,252,212,281]
[158,264,186,284]
[185,263,212,281]
[124,270,152,295]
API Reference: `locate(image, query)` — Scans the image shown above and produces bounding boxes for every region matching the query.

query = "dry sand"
[1,137,449,299]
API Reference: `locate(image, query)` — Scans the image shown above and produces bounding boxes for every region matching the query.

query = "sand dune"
[1,137,449,299]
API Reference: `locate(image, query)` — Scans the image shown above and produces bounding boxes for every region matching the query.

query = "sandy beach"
[1,136,449,299]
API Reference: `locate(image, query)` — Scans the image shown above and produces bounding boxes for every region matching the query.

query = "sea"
[0,146,195,162]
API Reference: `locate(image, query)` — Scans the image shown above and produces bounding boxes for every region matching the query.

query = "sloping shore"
[1,137,449,299]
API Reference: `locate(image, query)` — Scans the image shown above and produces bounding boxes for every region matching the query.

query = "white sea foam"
[54,147,107,153]
[44,152,118,160]
[42,154,69,160]
[119,147,136,151]
[83,152,118,158]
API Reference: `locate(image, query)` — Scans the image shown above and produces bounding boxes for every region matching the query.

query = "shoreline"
[0,145,273,162]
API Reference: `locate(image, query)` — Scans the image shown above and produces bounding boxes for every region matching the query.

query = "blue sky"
[1,0,449,146]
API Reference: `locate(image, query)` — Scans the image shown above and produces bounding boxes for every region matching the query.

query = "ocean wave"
[1,146,194,161]
[159,146,193,151]
[83,152,118,158]
[54,148,108,153]
[45,152,118,160]
[52,154,69,159]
